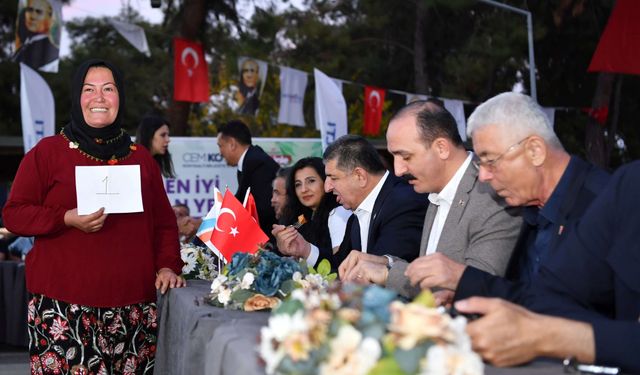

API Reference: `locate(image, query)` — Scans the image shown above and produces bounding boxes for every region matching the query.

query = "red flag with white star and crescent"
[363,86,385,136]
[210,189,268,263]
[173,37,209,102]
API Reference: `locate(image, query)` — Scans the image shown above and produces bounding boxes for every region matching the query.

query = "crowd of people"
[1,58,639,373]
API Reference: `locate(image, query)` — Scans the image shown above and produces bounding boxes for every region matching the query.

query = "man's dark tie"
[349,214,362,251]
[335,213,363,267]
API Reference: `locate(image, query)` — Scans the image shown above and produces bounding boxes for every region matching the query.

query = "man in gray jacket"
[339,100,521,302]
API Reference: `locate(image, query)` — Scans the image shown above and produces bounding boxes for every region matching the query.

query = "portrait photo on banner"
[235,56,268,116]
[13,0,62,73]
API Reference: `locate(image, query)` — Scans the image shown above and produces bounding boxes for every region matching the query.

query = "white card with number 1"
[75,165,143,215]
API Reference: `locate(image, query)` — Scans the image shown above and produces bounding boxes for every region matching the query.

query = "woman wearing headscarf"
[135,114,175,178]
[3,59,184,374]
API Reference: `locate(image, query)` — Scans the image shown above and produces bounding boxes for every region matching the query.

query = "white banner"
[165,137,322,217]
[20,62,55,153]
[108,18,151,57]
[314,68,347,150]
[542,107,556,129]
[443,98,467,142]
[278,66,307,126]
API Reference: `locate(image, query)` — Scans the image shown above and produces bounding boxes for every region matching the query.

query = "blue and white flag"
[314,68,347,151]
[443,98,467,142]
[278,66,307,127]
[197,186,224,260]
[20,62,54,153]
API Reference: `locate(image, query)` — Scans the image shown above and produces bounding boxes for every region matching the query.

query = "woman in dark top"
[279,157,345,251]
[135,115,176,178]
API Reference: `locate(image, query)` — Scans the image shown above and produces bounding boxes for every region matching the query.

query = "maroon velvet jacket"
[3,134,182,307]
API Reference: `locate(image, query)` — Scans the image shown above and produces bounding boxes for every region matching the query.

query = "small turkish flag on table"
[173,37,209,102]
[211,190,269,263]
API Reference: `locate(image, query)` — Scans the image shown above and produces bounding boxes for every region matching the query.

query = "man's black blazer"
[235,145,280,238]
[454,156,610,304]
[321,174,427,270]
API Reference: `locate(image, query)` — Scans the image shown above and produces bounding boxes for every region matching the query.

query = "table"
[0,261,29,347]
[155,280,565,375]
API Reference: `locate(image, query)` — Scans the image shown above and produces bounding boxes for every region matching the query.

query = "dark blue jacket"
[454,156,609,303]
[321,174,427,270]
[530,161,640,373]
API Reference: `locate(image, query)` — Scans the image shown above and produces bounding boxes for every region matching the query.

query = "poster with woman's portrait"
[13,0,62,73]
[235,57,268,116]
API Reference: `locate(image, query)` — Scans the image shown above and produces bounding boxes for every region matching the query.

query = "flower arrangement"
[180,243,218,280]
[205,250,336,311]
[259,284,483,375]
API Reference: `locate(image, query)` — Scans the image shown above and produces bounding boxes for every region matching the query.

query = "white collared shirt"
[305,170,389,266]
[425,152,473,255]
[237,147,249,172]
[354,170,389,253]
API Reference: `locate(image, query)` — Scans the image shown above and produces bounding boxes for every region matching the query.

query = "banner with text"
[166,137,322,217]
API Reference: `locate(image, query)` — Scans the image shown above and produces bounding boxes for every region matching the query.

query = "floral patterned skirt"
[27,294,158,375]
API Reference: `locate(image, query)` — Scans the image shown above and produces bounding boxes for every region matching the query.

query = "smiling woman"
[2,59,185,375]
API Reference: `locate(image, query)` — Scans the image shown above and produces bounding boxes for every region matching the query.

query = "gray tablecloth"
[154,280,269,375]
[154,280,565,375]
[0,261,29,347]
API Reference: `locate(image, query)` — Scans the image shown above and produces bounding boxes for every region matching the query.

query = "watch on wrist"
[383,254,394,270]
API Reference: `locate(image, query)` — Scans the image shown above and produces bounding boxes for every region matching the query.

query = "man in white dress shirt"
[339,100,521,302]
[274,135,427,270]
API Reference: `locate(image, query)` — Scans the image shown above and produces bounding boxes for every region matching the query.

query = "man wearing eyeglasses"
[339,99,522,301]
[403,92,609,306]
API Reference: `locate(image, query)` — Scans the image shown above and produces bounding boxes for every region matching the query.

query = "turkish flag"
[211,190,268,263]
[588,0,640,75]
[173,37,209,102]
[243,190,260,225]
[363,86,385,136]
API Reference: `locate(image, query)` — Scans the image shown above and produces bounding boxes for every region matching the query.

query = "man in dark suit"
[339,100,521,301]
[455,161,640,373]
[217,120,279,238]
[397,93,609,307]
[274,135,427,270]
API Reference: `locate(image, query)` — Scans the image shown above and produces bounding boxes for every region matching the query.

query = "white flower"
[292,272,303,282]
[259,326,286,374]
[240,272,255,289]
[290,289,306,302]
[217,287,232,305]
[182,255,197,275]
[210,274,228,293]
[422,344,484,375]
[304,273,326,288]
[320,325,381,375]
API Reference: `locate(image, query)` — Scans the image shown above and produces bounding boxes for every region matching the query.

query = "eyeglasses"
[473,136,531,171]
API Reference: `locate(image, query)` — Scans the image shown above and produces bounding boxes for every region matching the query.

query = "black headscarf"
[62,59,132,161]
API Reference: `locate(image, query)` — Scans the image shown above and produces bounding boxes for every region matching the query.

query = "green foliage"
[1,0,638,168]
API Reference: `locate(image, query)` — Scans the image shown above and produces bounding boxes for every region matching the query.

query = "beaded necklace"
[61,130,137,165]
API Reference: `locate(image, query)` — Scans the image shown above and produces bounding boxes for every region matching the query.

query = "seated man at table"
[403,92,609,305]
[273,135,427,270]
[456,160,640,373]
[339,100,522,301]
